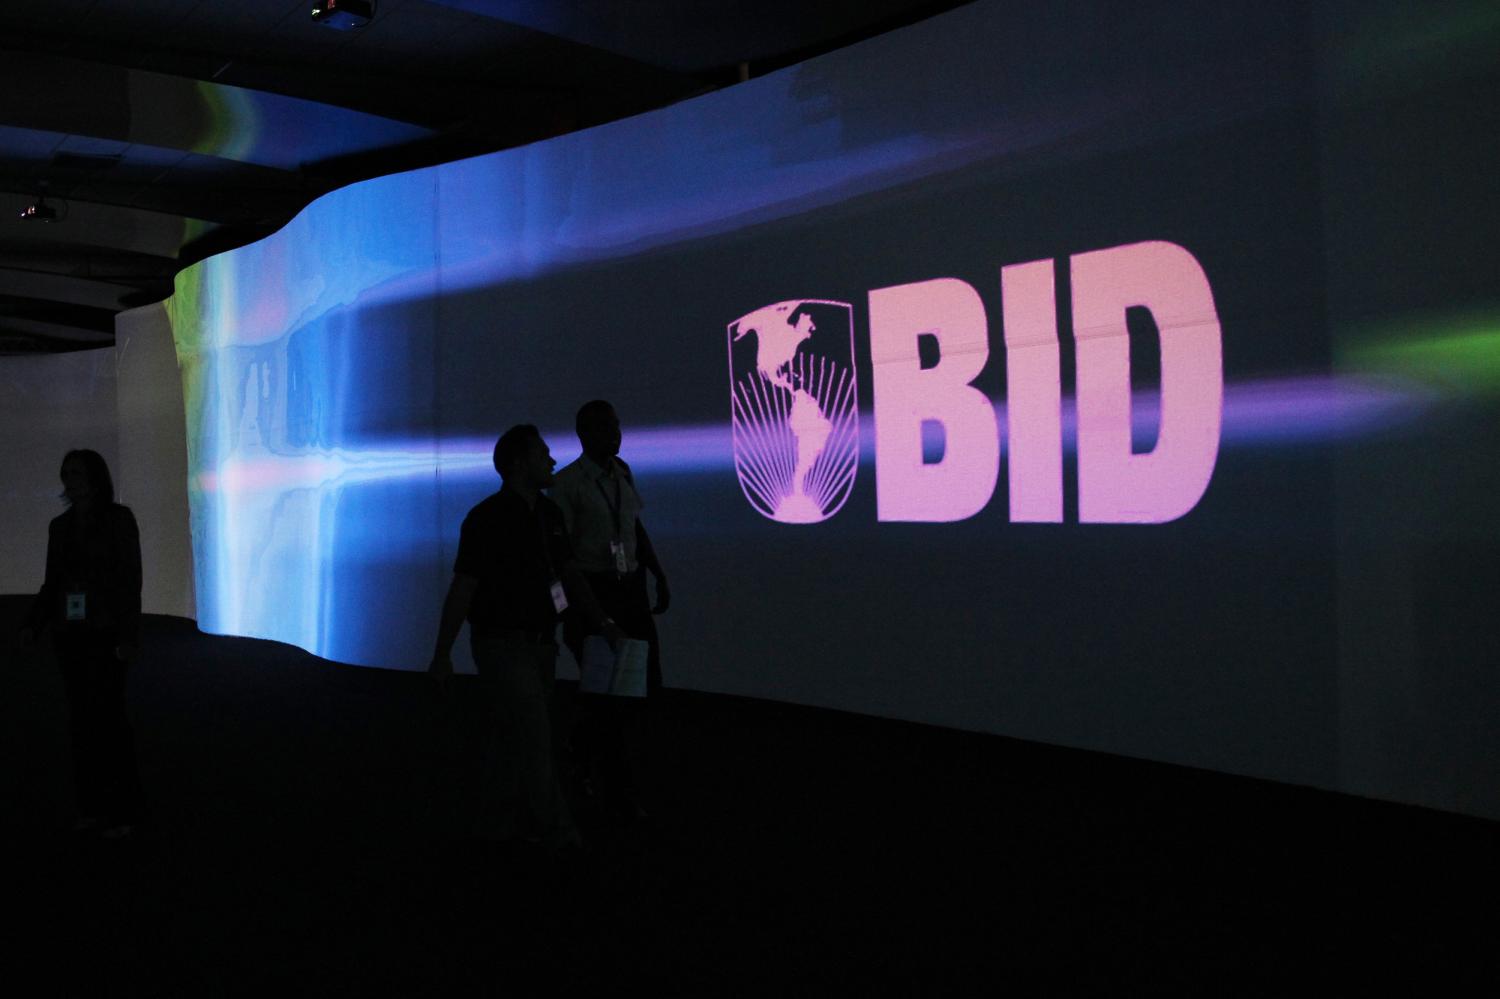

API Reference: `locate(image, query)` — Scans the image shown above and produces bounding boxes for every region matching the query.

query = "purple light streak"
[194,372,1427,495]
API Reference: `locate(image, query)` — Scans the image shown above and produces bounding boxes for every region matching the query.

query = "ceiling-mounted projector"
[19,199,57,222]
[311,0,373,30]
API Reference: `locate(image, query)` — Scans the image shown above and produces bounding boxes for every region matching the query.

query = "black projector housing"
[311,0,373,30]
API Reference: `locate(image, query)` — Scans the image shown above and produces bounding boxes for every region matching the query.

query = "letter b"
[868,278,1000,522]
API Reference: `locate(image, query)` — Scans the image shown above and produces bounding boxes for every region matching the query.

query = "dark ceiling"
[0,0,968,355]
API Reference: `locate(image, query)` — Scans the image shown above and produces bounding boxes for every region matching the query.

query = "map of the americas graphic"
[729,300,857,524]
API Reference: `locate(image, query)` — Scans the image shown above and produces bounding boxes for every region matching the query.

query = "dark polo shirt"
[454,488,574,637]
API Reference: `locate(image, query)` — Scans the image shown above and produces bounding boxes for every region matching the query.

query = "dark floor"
[2,599,1496,995]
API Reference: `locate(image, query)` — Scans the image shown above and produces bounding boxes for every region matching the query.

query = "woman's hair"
[60,449,115,506]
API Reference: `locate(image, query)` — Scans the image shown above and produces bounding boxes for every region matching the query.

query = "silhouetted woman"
[20,450,145,838]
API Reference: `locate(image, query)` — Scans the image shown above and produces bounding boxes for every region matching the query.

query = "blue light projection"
[165,0,1440,671]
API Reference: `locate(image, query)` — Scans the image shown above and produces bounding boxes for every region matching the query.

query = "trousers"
[470,633,576,846]
[566,569,661,813]
[55,631,144,824]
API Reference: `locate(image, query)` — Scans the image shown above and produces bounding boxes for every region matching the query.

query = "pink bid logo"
[728,300,859,524]
[725,242,1225,527]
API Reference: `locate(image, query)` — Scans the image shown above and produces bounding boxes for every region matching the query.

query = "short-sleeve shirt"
[550,454,645,575]
[453,488,574,636]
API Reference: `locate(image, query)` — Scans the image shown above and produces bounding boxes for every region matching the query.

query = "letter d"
[869,278,1000,522]
[1072,241,1223,523]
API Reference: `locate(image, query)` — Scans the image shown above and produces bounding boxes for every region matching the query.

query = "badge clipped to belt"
[549,579,569,614]
[610,539,628,576]
[65,591,87,622]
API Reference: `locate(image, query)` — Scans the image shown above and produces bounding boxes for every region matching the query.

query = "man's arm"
[635,518,670,614]
[428,573,478,688]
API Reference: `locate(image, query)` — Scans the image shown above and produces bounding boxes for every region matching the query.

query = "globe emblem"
[727,300,859,523]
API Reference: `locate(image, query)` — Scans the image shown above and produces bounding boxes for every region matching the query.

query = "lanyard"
[533,501,558,578]
[594,470,624,540]
[531,500,570,614]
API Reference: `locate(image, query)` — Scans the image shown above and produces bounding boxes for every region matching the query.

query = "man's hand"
[651,573,671,615]
[429,574,476,696]
[601,620,627,652]
[427,652,454,694]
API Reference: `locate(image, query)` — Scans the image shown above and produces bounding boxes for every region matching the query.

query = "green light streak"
[1327,2,1500,98]
[191,81,257,161]
[166,264,211,504]
[1340,313,1500,396]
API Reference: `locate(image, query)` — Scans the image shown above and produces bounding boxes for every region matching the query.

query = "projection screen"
[155,0,1500,817]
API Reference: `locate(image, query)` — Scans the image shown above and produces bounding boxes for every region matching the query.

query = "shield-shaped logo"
[727,299,858,524]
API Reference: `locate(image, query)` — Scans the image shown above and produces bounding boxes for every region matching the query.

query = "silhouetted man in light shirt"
[550,400,670,820]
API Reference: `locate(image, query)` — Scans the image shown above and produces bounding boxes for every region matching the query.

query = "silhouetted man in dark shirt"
[428,424,621,848]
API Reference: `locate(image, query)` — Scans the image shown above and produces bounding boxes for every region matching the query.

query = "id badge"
[610,540,628,576]
[549,580,569,613]
[66,592,87,622]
